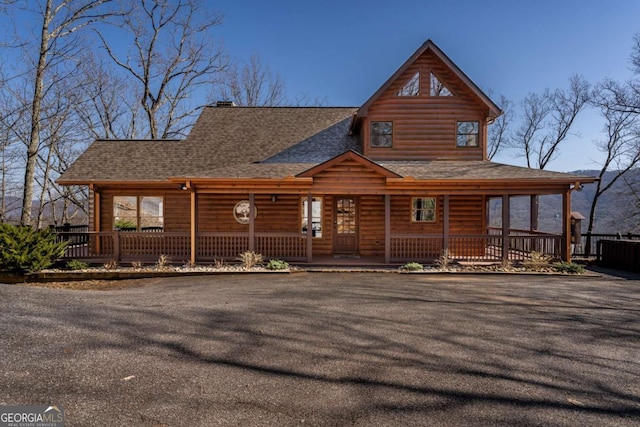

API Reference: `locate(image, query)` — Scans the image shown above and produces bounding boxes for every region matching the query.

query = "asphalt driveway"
[1,272,639,426]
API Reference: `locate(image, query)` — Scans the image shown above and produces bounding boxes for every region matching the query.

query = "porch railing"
[255,233,307,261]
[197,232,249,261]
[390,233,561,263]
[58,230,561,264]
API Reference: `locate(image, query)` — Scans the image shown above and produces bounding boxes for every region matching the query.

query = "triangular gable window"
[430,72,453,96]
[397,71,420,96]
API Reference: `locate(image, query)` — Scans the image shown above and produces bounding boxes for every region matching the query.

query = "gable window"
[113,196,164,231]
[370,121,393,148]
[397,71,420,96]
[430,72,453,96]
[411,197,437,222]
[457,121,479,147]
[301,197,323,238]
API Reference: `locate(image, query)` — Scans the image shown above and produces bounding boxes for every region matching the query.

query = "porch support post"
[562,189,571,263]
[384,194,390,264]
[443,195,450,253]
[306,193,313,263]
[93,185,101,255]
[501,195,510,263]
[530,195,539,231]
[249,193,255,252]
[190,186,196,265]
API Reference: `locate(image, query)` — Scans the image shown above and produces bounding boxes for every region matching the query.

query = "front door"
[333,197,358,255]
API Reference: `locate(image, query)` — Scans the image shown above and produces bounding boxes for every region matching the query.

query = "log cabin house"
[57,40,596,265]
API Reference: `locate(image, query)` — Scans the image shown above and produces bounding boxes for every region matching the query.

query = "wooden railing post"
[113,230,120,262]
[384,194,390,264]
[306,193,313,263]
[249,193,255,252]
[443,195,450,254]
[501,195,510,263]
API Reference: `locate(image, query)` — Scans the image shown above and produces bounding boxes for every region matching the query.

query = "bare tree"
[585,85,640,250]
[97,0,228,139]
[512,75,591,170]
[511,75,591,229]
[0,99,23,223]
[216,52,286,106]
[487,94,511,160]
[73,55,143,139]
[631,32,640,75]
[6,0,119,226]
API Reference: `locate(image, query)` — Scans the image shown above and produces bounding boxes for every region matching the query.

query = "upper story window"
[113,196,164,231]
[430,72,453,96]
[370,121,393,148]
[397,72,420,96]
[456,121,479,147]
[411,197,437,222]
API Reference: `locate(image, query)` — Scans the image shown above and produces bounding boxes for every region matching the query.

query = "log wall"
[97,187,485,258]
[363,49,488,161]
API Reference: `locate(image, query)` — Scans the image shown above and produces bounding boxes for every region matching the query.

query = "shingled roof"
[58,107,357,184]
[172,157,591,183]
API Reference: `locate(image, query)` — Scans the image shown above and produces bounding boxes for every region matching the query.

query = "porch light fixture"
[271,194,278,203]
[180,183,188,190]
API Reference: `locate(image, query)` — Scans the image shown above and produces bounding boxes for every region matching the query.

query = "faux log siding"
[364,49,488,161]
[165,192,191,232]
[390,196,445,234]
[311,159,387,193]
[197,194,300,233]
[313,195,333,256]
[449,195,484,235]
[359,195,385,257]
[99,189,190,231]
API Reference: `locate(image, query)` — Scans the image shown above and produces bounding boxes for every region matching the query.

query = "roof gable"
[297,150,401,178]
[357,40,501,120]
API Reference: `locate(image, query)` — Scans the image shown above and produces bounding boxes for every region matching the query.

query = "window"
[301,197,322,238]
[412,197,436,222]
[457,121,479,147]
[370,121,393,148]
[113,196,164,231]
[397,71,420,96]
[430,72,453,96]
[233,200,257,225]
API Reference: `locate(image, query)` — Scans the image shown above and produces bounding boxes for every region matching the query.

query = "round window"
[233,200,256,224]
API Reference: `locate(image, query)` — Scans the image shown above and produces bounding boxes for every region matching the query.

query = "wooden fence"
[598,240,640,273]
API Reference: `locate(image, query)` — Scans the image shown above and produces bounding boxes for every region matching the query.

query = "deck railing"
[119,232,190,262]
[196,232,307,261]
[255,233,307,261]
[56,232,115,261]
[197,232,249,261]
[391,233,561,262]
[580,233,640,257]
[58,230,562,264]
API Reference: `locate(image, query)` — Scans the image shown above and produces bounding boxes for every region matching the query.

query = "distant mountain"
[489,169,640,234]
[1,196,87,226]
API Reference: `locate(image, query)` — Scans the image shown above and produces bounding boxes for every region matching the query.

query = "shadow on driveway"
[1,273,639,426]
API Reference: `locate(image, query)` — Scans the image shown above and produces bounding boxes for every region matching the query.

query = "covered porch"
[58,191,569,266]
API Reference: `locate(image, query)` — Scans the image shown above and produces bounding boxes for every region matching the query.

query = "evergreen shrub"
[0,224,68,273]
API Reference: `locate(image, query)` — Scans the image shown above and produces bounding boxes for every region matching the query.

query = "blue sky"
[214,0,640,172]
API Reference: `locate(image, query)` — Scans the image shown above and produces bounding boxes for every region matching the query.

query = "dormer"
[352,40,501,161]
